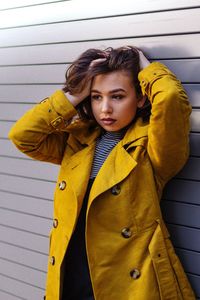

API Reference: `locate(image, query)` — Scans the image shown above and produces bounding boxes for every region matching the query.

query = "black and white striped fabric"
[90,129,126,179]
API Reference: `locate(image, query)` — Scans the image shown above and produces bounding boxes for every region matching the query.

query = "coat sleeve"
[8,90,78,164]
[138,62,192,185]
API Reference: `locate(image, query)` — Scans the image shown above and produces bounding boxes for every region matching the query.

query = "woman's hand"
[65,58,107,107]
[138,50,150,70]
[116,46,150,70]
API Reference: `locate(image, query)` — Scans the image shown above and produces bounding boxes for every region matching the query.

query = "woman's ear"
[137,95,146,108]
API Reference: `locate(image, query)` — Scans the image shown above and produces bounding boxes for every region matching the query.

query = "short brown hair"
[63,46,150,121]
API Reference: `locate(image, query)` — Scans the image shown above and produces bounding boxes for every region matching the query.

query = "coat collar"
[66,117,149,147]
[122,117,148,147]
[65,119,101,145]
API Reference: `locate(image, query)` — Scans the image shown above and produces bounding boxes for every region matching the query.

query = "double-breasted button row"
[121,227,132,238]
[130,268,140,279]
[49,256,55,265]
[111,184,121,195]
[59,180,66,190]
[53,218,58,228]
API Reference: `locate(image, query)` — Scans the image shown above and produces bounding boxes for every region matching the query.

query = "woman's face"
[91,70,145,132]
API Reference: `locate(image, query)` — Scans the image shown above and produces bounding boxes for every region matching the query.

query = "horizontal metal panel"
[184,84,200,107]
[0,289,22,300]
[167,224,200,252]
[0,258,46,288]
[0,191,52,218]
[161,59,200,83]
[0,103,33,119]
[0,240,48,272]
[190,110,200,132]
[0,0,62,10]
[0,274,44,300]
[0,64,67,84]
[163,179,200,205]
[0,156,59,181]
[176,248,200,275]
[0,139,32,158]
[0,60,199,84]
[0,8,199,47]
[0,122,14,138]
[0,174,55,199]
[178,156,200,181]
[0,208,51,236]
[0,225,48,254]
[190,133,200,156]
[161,200,200,228]
[0,0,199,28]
[0,84,60,103]
[188,274,200,298]
[1,34,200,66]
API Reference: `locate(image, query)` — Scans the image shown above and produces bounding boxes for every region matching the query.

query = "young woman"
[9,47,195,300]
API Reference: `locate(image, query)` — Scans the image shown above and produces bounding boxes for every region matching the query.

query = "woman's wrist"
[138,50,150,70]
[65,92,85,107]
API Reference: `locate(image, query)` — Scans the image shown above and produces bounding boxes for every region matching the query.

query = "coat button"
[130,268,140,279]
[111,185,121,195]
[121,227,132,238]
[53,218,58,228]
[59,181,66,190]
[50,256,55,265]
[51,116,63,128]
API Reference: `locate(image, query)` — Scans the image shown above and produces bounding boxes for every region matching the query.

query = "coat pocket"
[165,239,196,300]
[148,223,179,300]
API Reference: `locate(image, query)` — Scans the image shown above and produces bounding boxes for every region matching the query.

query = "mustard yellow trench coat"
[9,63,196,300]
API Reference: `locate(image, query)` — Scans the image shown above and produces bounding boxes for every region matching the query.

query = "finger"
[89,58,107,68]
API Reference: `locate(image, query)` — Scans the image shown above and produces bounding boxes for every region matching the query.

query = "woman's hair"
[63,46,151,122]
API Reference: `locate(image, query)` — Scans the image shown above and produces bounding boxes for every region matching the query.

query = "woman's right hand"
[65,58,107,107]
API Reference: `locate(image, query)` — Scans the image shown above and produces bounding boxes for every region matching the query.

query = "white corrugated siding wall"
[0,0,199,299]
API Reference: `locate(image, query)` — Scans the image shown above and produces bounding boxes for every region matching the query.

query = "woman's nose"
[101,99,112,113]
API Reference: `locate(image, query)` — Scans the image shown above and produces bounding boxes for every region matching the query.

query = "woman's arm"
[9,90,78,164]
[138,57,192,186]
[8,58,106,164]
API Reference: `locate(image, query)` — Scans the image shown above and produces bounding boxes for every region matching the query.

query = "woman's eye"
[91,95,101,100]
[112,94,124,100]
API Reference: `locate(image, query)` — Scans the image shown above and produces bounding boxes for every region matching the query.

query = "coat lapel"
[88,118,148,207]
[88,142,137,207]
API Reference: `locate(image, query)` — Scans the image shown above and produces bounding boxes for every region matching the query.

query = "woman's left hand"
[138,50,150,70]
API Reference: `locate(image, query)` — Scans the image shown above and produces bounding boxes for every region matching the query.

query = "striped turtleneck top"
[90,128,127,179]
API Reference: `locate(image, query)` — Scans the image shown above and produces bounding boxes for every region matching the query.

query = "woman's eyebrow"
[91,88,126,93]
[91,89,101,93]
[109,88,126,93]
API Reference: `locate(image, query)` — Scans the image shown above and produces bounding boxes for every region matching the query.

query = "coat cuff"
[40,90,78,130]
[138,62,177,96]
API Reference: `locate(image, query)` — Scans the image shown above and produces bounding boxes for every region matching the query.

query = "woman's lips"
[101,118,116,125]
